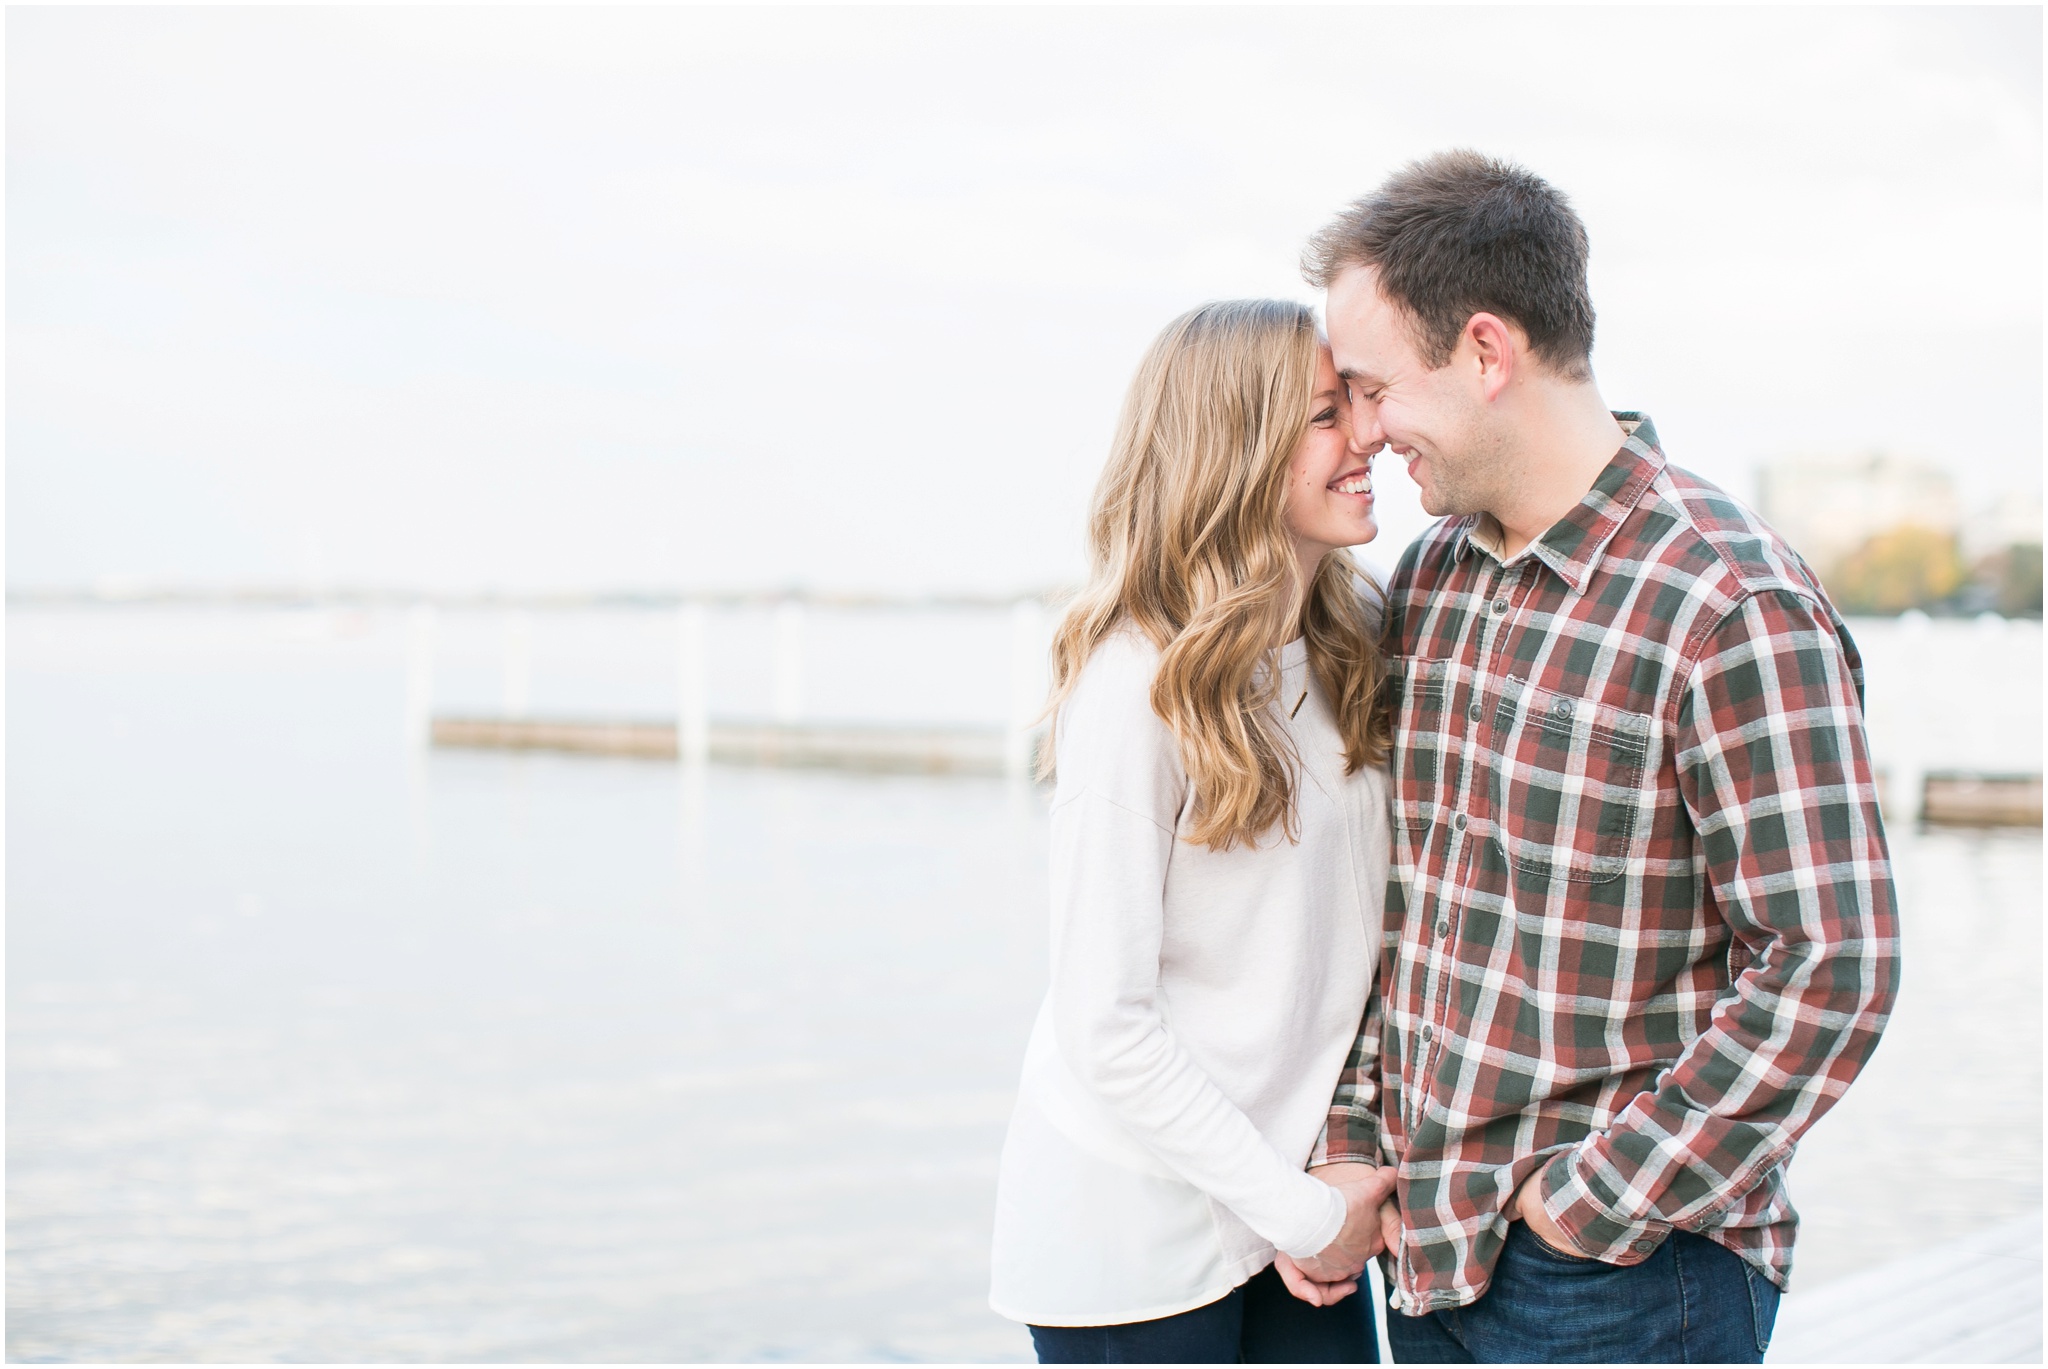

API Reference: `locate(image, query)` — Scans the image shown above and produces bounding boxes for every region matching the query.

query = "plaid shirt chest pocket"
[1488,678,1655,884]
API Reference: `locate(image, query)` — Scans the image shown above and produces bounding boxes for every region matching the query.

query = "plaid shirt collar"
[1451,412,1665,595]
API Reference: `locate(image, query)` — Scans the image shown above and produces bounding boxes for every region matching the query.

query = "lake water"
[7,606,2040,1361]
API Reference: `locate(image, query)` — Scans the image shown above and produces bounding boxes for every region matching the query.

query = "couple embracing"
[988,152,1901,1364]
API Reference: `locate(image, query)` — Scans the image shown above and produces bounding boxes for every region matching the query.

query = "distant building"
[1755,454,2040,616]
[1755,453,1960,573]
[1962,488,2045,563]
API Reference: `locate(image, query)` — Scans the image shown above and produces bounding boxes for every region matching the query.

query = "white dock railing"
[675,603,711,768]
[13,586,2038,809]
[415,601,2041,818]
[397,591,1061,779]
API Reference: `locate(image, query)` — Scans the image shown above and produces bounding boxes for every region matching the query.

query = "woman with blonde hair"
[989,299,1396,1363]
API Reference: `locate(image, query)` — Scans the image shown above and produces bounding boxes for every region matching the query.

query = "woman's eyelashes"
[1313,405,1340,426]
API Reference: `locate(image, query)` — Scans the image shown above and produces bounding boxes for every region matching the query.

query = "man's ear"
[1464,312,1517,403]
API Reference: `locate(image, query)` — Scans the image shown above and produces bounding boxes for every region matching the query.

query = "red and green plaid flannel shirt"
[1324,414,1900,1313]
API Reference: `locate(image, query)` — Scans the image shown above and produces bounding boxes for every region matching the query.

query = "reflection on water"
[6,609,2040,1360]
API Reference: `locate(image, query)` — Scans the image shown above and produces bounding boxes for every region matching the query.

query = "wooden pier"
[438,718,2048,809]
[1923,773,2043,828]
[27,587,2021,807]
[431,716,1023,776]
[1877,770,2043,828]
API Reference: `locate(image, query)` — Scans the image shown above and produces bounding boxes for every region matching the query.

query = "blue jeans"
[1030,1263,1379,1363]
[1386,1223,1779,1363]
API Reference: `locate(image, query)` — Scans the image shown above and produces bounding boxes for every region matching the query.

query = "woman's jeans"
[1385,1222,1780,1363]
[1029,1263,1378,1364]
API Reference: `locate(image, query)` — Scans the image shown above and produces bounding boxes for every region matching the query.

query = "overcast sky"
[9,5,2041,595]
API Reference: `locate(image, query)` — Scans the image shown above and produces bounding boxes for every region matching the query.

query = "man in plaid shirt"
[1281,153,1901,1362]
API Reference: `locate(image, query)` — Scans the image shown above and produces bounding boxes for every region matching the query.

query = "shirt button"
[1454,813,1469,831]
[1491,598,1509,614]
[1436,919,1451,939]
[1468,703,1482,722]
[1631,1238,1658,1253]
[1419,1024,1433,1043]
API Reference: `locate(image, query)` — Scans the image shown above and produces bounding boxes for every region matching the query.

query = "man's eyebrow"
[1337,367,1380,384]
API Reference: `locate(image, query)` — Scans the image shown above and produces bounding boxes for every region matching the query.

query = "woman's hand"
[1274,1163,1398,1305]
[1273,1251,1354,1307]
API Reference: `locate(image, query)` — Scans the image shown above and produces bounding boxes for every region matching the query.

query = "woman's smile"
[1327,463,1375,499]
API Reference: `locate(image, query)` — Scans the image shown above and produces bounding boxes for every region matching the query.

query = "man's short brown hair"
[1303,150,1596,382]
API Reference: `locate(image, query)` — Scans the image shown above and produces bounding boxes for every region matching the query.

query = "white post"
[677,601,710,765]
[772,598,804,724]
[502,610,532,719]
[677,754,708,917]
[404,602,437,750]
[1971,611,2008,778]
[1006,597,1047,779]
[1889,609,1929,825]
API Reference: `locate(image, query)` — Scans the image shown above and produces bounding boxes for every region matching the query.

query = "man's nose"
[1346,404,1383,456]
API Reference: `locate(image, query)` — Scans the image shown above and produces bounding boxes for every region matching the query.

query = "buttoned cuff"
[1537,1144,1672,1266]
[1316,1106,1382,1166]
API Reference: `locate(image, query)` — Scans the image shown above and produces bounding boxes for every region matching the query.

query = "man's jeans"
[1386,1222,1780,1363]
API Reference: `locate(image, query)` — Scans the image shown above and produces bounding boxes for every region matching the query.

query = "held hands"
[1273,1163,1399,1307]
[1275,1165,1583,1308]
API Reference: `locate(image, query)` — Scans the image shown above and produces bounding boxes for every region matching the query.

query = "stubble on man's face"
[1409,405,1510,520]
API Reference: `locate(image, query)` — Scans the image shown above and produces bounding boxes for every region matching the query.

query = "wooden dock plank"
[432,717,677,758]
[1767,1210,2041,1363]
[1924,774,2044,828]
[430,716,1017,776]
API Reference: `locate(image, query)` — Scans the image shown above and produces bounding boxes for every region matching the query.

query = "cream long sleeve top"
[988,630,1390,1328]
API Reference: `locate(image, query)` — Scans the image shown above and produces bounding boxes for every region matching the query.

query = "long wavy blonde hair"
[1043,298,1391,851]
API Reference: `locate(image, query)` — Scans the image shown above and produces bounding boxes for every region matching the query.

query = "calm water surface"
[7,608,2040,1361]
